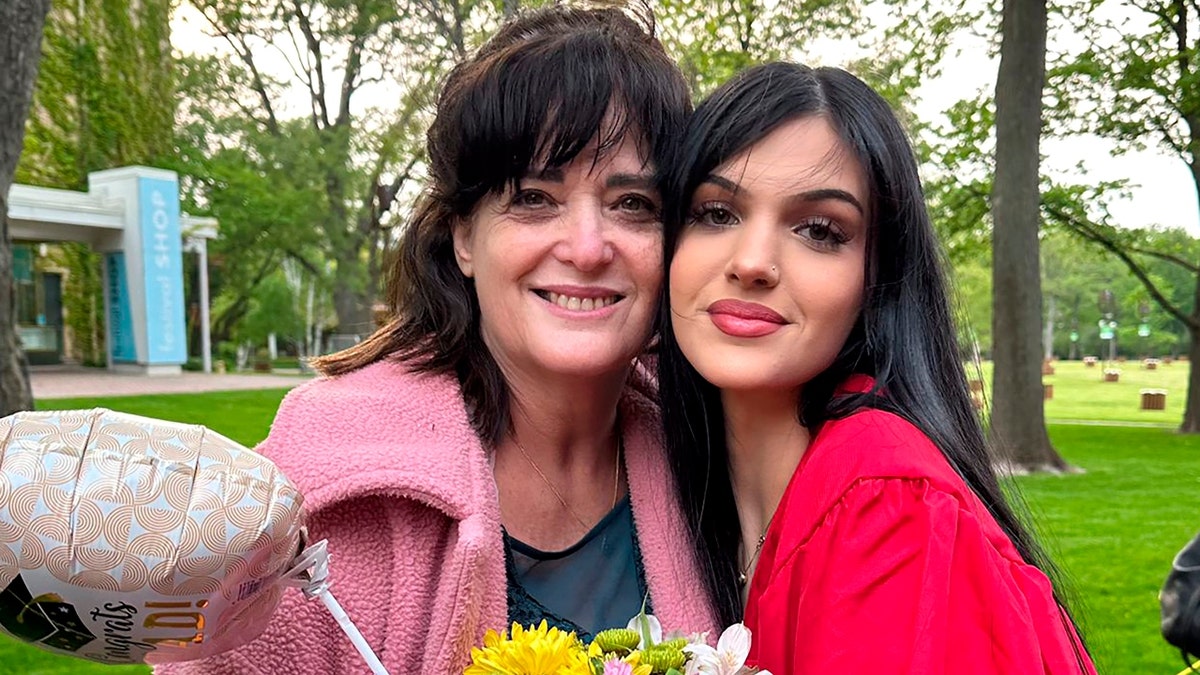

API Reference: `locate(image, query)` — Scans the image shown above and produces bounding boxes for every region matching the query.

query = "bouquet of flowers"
[464,608,771,675]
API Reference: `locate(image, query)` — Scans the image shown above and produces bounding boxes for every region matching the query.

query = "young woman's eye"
[793,217,849,249]
[689,202,739,228]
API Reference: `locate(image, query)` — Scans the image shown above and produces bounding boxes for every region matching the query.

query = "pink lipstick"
[706,299,786,338]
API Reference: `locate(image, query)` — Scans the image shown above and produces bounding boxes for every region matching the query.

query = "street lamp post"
[1137,301,1151,358]
[1098,289,1117,374]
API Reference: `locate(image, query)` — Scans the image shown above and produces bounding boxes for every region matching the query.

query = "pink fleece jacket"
[156,360,717,675]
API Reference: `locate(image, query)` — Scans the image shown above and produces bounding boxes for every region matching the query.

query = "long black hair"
[657,63,1086,659]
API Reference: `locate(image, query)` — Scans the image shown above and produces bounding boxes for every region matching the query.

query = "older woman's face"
[452,134,662,381]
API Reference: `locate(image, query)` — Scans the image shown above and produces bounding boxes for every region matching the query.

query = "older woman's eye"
[617,194,658,214]
[511,190,551,209]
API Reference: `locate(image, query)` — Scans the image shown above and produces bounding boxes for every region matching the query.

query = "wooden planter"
[1141,389,1167,411]
[1083,356,1098,368]
[1103,369,1121,383]
[1043,383,1054,400]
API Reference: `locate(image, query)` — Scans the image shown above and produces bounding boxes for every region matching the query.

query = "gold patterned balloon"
[0,409,305,665]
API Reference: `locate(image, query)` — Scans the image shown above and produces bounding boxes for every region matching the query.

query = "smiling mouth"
[534,290,623,312]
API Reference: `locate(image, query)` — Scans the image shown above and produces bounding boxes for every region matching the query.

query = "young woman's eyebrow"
[787,188,865,215]
[701,174,740,193]
[701,176,864,215]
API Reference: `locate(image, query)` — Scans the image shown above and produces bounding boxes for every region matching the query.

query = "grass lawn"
[2,382,1198,673]
[1023,425,1199,673]
[972,358,1190,426]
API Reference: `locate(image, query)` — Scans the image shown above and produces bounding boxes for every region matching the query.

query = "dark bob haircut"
[657,62,1088,668]
[316,4,691,445]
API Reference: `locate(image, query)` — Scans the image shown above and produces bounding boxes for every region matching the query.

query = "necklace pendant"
[738,571,747,586]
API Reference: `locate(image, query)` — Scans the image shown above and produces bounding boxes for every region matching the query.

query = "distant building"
[9,166,217,374]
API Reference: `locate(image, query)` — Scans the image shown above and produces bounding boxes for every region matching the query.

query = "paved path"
[31,366,312,399]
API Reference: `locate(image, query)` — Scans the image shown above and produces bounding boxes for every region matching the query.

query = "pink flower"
[603,658,634,675]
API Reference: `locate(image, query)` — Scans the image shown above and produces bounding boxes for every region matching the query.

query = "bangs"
[447,29,679,213]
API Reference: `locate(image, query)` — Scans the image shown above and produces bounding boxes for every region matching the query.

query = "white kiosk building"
[9,166,217,374]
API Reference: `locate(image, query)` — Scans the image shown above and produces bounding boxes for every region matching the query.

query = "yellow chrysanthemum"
[464,621,592,675]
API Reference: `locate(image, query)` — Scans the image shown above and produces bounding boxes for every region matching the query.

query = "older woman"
[159,6,715,675]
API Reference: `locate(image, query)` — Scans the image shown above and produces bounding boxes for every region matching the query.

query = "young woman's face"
[453,133,663,382]
[669,116,869,395]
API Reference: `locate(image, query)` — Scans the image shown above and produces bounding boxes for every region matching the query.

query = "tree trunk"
[1181,278,1200,432]
[0,0,51,416]
[989,0,1067,470]
[1181,327,1200,433]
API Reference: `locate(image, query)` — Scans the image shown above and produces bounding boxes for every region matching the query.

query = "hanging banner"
[105,253,137,363]
[138,177,187,364]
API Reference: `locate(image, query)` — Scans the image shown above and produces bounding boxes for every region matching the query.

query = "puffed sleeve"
[750,478,1095,675]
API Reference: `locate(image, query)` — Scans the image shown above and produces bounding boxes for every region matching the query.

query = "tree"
[658,0,866,97]
[185,0,481,336]
[0,0,52,414]
[1045,0,1200,431]
[990,0,1067,470]
[1046,186,1200,430]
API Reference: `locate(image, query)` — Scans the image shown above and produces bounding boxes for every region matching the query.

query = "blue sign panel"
[105,253,136,362]
[138,177,187,363]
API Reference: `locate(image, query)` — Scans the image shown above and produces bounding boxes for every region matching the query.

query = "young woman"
[658,62,1097,673]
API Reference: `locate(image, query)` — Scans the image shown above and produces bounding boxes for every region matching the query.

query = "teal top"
[503,495,649,641]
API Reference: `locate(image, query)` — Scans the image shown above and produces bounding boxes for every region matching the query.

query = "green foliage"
[1047,0,1199,164]
[51,243,105,366]
[236,272,305,347]
[950,252,993,355]
[921,95,996,262]
[658,0,869,98]
[1043,180,1199,343]
[175,0,501,334]
[171,112,330,341]
[17,0,174,189]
